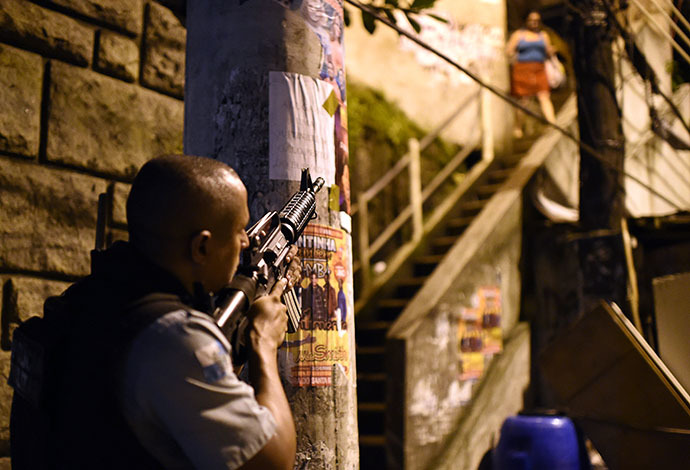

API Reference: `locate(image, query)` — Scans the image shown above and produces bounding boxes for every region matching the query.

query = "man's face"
[311,274,318,286]
[204,176,250,294]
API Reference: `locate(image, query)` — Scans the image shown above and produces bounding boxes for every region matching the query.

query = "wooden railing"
[352,87,495,309]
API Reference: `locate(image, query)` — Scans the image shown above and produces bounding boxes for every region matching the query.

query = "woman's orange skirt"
[511,61,549,97]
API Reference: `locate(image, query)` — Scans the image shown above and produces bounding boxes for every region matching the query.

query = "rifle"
[213,168,325,364]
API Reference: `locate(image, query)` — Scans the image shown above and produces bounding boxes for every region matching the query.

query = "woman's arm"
[506,30,522,62]
[542,31,556,57]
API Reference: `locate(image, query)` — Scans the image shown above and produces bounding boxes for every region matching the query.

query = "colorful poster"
[457,285,503,380]
[296,0,351,214]
[458,306,485,380]
[269,0,350,213]
[281,224,352,386]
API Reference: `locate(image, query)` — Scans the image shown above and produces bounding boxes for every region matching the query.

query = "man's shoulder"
[128,305,231,362]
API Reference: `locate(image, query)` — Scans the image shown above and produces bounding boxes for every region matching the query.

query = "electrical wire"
[600,0,690,139]
[647,0,690,51]
[628,0,690,65]
[344,0,685,212]
[661,0,690,39]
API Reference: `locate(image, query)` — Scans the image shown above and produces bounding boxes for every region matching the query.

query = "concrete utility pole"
[571,0,628,313]
[184,1,359,468]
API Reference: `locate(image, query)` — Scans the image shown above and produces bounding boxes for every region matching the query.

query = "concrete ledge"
[430,322,531,470]
[388,95,577,341]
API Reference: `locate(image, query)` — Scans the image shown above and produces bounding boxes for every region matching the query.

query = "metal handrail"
[353,87,492,298]
[350,91,480,216]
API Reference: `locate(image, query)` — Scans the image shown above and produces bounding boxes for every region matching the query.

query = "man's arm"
[240,278,296,470]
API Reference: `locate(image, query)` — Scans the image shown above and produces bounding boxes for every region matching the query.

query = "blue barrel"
[493,411,583,470]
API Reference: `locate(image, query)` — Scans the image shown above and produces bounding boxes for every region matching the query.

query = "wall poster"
[281,224,353,386]
[457,285,503,381]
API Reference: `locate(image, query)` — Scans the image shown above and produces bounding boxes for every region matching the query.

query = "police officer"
[14,155,298,469]
[116,154,298,469]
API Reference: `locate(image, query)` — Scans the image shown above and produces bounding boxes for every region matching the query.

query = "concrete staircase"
[355,157,522,467]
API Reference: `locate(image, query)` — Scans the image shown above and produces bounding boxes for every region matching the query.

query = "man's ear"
[190,230,212,264]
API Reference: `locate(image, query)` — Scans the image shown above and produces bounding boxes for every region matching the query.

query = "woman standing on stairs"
[506,10,556,138]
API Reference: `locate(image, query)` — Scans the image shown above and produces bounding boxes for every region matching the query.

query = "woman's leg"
[514,97,529,138]
[536,90,555,124]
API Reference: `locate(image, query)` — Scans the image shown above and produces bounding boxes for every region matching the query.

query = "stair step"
[358,373,387,402]
[413,254,444,276]
[513,138,536,153]
[359,402,386,435]
[413,256,442,276]
[459,199,487,212]
[358,372,386,385]
[487,167,514,182]
[359,435,386,469]
[432,235,461,253]
[477,182,503,197]
[359,435,386,446]
[375,298,409,320]
[356,321,392,346]
[357,346,386,373]
[445,216,474,236]
[393,276,428,298]
[415,254,444,264]
[378,298,409,309]
[359,401,386,412]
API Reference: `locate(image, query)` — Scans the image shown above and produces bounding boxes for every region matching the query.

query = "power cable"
[599,0,690,142]
[647,0,690,51]
[661,0,690,39]
[628,0,690,65]
[344,0,685,211]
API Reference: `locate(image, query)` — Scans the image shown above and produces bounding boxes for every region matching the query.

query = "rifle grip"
[282,287,302,333]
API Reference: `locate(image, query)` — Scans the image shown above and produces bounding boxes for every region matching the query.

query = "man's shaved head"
[127,154,247,263]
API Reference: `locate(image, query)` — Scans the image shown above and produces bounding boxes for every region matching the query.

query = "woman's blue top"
[516,33,547,63]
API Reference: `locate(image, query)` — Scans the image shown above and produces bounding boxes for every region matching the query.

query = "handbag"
[545,55,566,89]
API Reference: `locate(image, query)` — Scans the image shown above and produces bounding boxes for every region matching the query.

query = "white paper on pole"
[269,71,336,185]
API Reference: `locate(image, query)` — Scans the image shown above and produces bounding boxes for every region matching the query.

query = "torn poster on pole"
[268,71,336,186]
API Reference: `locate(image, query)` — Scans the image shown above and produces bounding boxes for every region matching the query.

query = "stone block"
[0,0,93,66]
[108,227,128,245]
[0,350,10,453]
[46,61,184,179]
[1,276,69,356]
[142,2,185,98]
[13,277,70,322]
[51,0,144,35]
[0,44,42,158]
[112,182,130,227]
[155,0,185,16]
[96,30,139,82]
[0,157,106,277]
[0,457,9,469]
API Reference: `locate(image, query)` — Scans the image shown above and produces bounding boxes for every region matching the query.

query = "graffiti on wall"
[396,11,504,85]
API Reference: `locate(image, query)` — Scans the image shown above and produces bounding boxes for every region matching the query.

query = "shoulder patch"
[194,340,232,383]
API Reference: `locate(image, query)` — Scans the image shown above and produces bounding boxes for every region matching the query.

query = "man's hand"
[284,246,302,290]
[247,279,288,351]
[243,278,297,470]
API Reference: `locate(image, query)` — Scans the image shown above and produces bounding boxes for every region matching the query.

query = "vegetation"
[346,81,466,264]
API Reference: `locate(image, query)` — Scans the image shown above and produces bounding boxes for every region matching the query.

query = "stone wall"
[0,0,186,460]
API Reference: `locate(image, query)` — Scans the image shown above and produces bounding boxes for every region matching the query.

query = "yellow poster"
[457,285,503,381]
[282,224,351,387]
